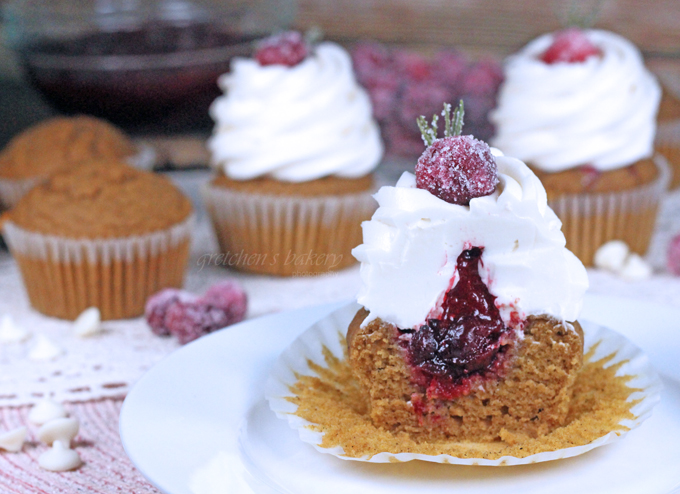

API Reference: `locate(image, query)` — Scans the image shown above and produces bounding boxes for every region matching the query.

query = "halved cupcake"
[349,103,588,441]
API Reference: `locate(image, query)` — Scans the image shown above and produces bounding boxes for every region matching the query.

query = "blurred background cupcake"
[203,31,383,276]
[2,159,194,320]
[491,28,668,266]
[0,115,155,209]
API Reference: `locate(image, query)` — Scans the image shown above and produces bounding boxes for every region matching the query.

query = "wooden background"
[293,0,680,57]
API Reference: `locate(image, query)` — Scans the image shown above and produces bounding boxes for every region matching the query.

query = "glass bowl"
[1,0,296,132]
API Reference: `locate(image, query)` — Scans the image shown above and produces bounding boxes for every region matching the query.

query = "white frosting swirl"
[491,30,661,172]
[352,151,588,329]
[208,42,383,181]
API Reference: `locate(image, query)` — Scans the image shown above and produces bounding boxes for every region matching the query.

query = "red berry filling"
[415,135,498,205]
[255,31,309,67]
[541,28,601,64]
[399,248,519,400]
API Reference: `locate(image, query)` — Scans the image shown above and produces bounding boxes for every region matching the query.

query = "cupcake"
[2,160,193,320]
[204,31,383,276]
[0,115,154,209]
[656,79,680,190]
[349,104,588,441]
[491,28,668,265]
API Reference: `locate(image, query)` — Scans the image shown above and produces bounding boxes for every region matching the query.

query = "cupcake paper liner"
[0,145,158,210]
[2,215,194,320]
[203,184,377,276]
[656,120,680,190]
[266,302,662,466]
[549,154,670,265]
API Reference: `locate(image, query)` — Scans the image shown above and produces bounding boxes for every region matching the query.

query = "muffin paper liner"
[266,303,662,466]
[203,184,377,276]
[2,215,194,320]
[0,145,157,210]
[656,120,680,190]
[549,154,670,265]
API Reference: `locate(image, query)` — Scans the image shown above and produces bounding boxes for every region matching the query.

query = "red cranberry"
[415,135,498,205]
[668,234,680,276]
[144,289,197,336]
[541,28,601,64]
[164,301,232,345]
[199,281,248,325]
[255,31,309,67]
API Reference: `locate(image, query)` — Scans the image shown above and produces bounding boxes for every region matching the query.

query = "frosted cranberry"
[403,248,515,399]
[164,301,232,345]
[199,280,248,325]
[460,59,504,96]
[415,135,498,205]
[398,80,450,128]
[394,51,432,81]
[668,234,680,276]
[433,50,468,89]
[144,289,197,336]
[541,28,601,64]
[255,31,309,67]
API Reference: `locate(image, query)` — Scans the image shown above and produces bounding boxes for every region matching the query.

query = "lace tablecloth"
[1,169,680,493]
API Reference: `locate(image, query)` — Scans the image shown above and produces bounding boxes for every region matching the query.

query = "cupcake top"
[208,32,383,182]
[491,29,661,173]
[0,116,137,180]
[9,160,192,238]
[353,104,588,330]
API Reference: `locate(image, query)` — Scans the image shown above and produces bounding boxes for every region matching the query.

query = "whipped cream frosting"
[491,30,661,172]
[352,151,588,330]
[208,42,383,182]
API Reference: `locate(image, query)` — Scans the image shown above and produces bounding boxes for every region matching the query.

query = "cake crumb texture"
[288,333,638,460]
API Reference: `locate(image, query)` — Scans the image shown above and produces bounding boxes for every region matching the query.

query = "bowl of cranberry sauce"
[2,0,295,131]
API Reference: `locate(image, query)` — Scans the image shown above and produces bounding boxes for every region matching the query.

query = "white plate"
[120,294,680,494]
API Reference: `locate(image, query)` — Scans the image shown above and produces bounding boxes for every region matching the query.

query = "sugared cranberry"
[403,248,516,400]
[541,28,601,64]
[394,51,432,81]
[255,31,309,67]
[668,234,680,276]
[199,281,248,325]
[144,288,197,336]
[164,301,233,345]
[415,135,498,205]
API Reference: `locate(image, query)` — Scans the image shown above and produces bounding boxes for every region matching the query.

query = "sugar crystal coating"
[415,135,498,205]
[199,280,248,325]
[164,301,232,345]
[541,28,602,64]
[667,233,680,276]
[144,288,197,336]
[255,31,309,67]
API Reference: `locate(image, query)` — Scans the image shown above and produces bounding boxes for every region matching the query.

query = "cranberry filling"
[400,247,516,399]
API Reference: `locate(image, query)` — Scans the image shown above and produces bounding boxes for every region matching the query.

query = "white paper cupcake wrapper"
[203,183,377,276]
[549,154,670,264]
[2,214,194,320]
[266,303,662,466]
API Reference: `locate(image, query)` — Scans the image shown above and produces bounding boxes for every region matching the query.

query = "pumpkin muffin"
[0,115,152,209]
[491,29,667,265]
[2,159,193,320]
[204,32,382,276]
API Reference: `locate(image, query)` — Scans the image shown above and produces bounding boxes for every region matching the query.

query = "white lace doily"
[1,170,680,407]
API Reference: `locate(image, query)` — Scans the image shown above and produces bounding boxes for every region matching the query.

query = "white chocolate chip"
[0,315,30,343]
[37,417,79,446]
[620,253,653,281]
[73,307,102,338]
[29,399,68,425]
[38,440,82,472]
[594,240,630,272]
[28,335,63,361]
[0,427,27,452]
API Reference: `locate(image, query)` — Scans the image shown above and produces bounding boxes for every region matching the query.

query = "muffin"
[0,115,153,209]
[349,109,588,442]
[491,29,668,265]
[2,160,193,320]
[204,31,383,276]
